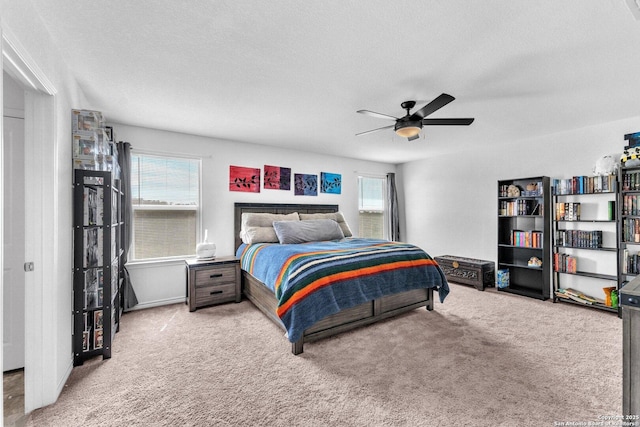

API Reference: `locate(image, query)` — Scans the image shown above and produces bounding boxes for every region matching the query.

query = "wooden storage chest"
[435,255,495,291]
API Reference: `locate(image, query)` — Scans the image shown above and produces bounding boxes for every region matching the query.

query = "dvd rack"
[72,169,124,365]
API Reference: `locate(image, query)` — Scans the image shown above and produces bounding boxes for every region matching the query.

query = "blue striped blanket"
[237,238,449,343]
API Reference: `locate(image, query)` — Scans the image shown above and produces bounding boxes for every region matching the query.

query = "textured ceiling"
[29,0,640,163]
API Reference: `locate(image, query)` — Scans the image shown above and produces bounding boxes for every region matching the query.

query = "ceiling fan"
[356,93,474,141]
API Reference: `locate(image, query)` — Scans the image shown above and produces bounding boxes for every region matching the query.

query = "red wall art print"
[263,165,291,190]
[229,165,261,193]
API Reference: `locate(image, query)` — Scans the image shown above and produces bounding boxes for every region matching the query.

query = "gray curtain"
[387,172,400,242]
[117,141,139,310]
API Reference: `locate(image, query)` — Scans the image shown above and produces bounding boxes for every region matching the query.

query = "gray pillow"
[240,212,299,244]
[273,219,345,244]
[299,212,353,237]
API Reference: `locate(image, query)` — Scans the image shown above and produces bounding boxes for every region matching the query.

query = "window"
[358,176,386,239]
[130,153,200,261]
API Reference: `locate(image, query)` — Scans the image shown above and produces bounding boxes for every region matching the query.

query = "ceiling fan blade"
[357,110,399,121]
[407,134,420,141]
[356,124,395,136]
[409,93,455,120]
[422,118,475,126]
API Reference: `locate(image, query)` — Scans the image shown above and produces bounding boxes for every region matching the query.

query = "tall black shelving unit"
[618,165,640,316]
[497,176,551,300]
[551,175,618,313]
[73,169,124,366]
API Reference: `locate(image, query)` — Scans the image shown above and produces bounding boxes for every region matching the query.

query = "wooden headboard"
[234,202,339,251]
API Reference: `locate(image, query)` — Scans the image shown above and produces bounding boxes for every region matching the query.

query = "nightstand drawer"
[195,265,237,287]
[195,283,237,305]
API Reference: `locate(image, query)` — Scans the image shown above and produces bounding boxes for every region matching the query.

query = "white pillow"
[273,219,345,244]
[299,212,353,237]
[240,212,299,244]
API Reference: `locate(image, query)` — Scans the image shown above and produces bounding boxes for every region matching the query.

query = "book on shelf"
[511,229,544,248]
[555,202,581,221]
[83,228,103,268]
[553,175,616,195]
[622,170,640,191]
[97,187,104,226]
[555,288,605,305]
[83,187,97,226]
[83,268,103,310]
[622,248,640,274]
[622,194,640,215]
[556,203,564,220]
[555,229,603,248]
[622,218,640,242]
[553,253,577,273]
[94,311,103,330]
[94,329,103,350]
[500,199,539,216]
[82,330,90,351]
[111,189,117,223]
[608,200,616,220]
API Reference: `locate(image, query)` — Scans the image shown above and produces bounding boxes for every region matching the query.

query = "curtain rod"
[353,171,393,177]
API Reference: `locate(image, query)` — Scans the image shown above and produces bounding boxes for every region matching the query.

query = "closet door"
[3,114,26,371]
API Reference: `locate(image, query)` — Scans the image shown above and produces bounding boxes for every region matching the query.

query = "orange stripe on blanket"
[276,258,436,317]
[273,242,395,292]
[247,245,268,275]
[274,249,346,291]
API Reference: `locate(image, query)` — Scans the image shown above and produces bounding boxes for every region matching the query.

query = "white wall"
[113,124,396,309]
[398,116,640,296]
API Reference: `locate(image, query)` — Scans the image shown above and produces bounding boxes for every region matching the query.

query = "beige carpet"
[25,283,622,426]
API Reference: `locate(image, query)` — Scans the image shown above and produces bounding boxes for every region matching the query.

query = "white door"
[3,114,25,371]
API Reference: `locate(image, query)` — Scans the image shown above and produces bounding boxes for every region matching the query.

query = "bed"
[234,202,449,355]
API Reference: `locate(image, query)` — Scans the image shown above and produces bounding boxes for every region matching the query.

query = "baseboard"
[125,296,186,312]
[56,357,74,401]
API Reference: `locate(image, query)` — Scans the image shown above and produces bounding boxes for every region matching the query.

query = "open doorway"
[2,29,58,418]
[3,70,26,426]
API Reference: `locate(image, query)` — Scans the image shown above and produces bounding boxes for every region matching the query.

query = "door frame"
[2,27,58,413]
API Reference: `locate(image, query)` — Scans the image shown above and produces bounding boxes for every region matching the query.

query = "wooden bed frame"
[234,202,434,355]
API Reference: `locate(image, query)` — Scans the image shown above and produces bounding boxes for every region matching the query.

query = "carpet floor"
[25,283,622,426]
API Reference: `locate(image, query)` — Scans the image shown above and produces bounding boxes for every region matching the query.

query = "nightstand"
[185,256,241,311]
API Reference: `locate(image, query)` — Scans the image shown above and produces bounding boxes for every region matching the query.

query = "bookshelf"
[618,166,640,315]
[497,176,551,300]
[551,174,618,313]
[73,169,124,365]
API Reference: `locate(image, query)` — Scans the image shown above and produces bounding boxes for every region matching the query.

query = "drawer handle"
[209,273,223,278]
[210,290,224,295]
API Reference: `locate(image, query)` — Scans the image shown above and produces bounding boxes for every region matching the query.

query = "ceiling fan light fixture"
[395,126,421,138]
[394,121,422,138]
[356,93,474,139]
